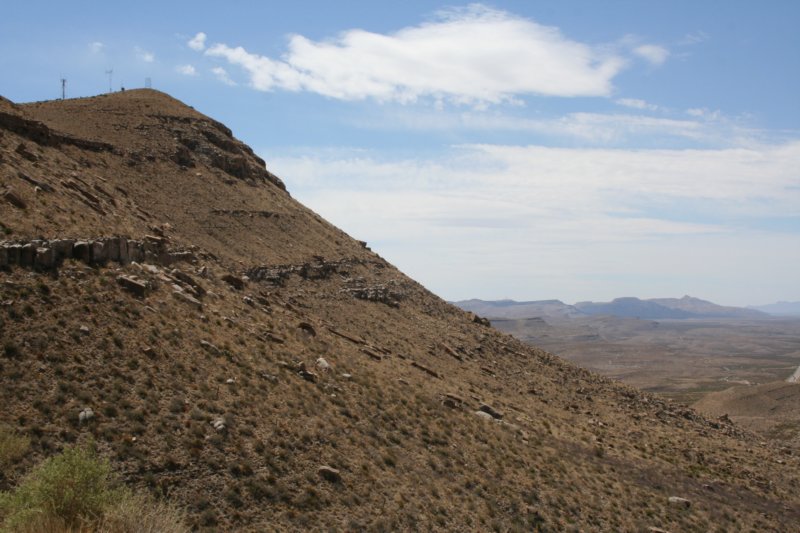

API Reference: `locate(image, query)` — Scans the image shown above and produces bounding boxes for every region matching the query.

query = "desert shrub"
[0,445,187,532]
[0,425,30,468]
[0,445,119,530]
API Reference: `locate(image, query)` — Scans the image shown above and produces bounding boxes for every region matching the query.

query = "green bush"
[0,445,187,533]
[0,425,30,469]
[0,445,117,530]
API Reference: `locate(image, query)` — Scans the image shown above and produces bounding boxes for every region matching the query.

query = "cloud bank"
[267,141,800,303]
[194,5,668,105]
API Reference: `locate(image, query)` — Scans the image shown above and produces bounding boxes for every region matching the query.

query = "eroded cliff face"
[1,89,798,532]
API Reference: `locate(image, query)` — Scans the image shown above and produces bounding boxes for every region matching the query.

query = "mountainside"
[575,296,768,320]
[749,301,800,317]
[575,297,694,319]
[651,295,769,319]
[2,90,799,531]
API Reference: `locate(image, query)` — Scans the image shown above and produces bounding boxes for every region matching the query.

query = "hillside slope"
[2,90,799,531]
[694,381,800,447]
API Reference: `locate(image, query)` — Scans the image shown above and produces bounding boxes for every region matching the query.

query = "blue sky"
[2,1,798,306]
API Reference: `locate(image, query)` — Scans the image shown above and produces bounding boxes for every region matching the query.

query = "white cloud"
[615,98,659,111]
[176,64,197,76]
[135,46,155,63]
[267,141,800,303]
[633,44,669,65]
[686,107,721,120]
[351,109,760,146]
[211,66,236,86]
[89,41,105,54]
[202,5,629,105]
[188,32,207,51]
[678,31,710,46]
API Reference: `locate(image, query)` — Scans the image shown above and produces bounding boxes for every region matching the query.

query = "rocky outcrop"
[246,257,374,286]
[0,236,195,271]
[342,279,407,308]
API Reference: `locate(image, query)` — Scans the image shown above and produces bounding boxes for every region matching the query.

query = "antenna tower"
[105,69,113,93]
[60,78,66,100]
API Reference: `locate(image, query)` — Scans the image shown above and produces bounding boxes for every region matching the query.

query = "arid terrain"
[458,299,800,451]
[2,90,800,531]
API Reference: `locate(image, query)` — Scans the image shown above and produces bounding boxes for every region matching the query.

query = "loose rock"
[479,403,504,420]
[117,275,148,297]
[317,465,342,483]
[3,188,26,209]
[222,274,245,290]
[173,289,202,310]
[78,407,94,424]
[668,496,691,508]
[474,410,496,421]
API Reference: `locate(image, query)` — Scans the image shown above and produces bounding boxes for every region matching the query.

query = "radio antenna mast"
[60,78,66,100]
[105,69,113,93]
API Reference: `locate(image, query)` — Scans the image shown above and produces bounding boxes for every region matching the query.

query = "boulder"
[479,403,504,420]
[171,269,205,296]
[298,369,318,383]
[200,340,222,355]
[173,290,202,310]
[117,275,148,297]
[315,357,331,372]
[474,411,496,421]
[317,465,342,483]
[2,188,26,209]
[470,312,491,327]
[78,407,94,424]
[222,274,245,290]
[668,496,691,508]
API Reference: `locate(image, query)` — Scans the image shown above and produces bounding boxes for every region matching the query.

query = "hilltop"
[2,90,799,531]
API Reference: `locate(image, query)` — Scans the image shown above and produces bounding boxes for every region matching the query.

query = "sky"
[1,1,798,306]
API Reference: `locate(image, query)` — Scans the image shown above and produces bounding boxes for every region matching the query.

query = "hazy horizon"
[453,295,800,309]
[2,1,798,307]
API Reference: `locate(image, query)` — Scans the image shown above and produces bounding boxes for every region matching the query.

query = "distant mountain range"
[454,299,584,319]
[747,301,800,317]
[455,295,772,320]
